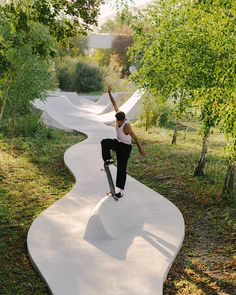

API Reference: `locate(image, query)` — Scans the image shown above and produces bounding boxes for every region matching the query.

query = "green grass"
[128,124,236,295]
[0,114,86,294]
[0,112,235,294]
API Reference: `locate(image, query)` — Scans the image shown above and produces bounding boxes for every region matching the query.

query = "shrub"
[93,48,112,67]
[15,115,42,137]
[56,57,78,91]
[140,93,174,129]
[73,62,104,93]
[100,63,133,92]
[56,57,104,93]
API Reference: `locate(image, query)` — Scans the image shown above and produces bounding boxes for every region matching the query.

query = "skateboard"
[103,164,118,201]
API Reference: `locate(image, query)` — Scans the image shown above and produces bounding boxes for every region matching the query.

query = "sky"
[98,0,153,23]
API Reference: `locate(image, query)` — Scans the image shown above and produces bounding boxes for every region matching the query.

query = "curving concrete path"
[28,91,185,295]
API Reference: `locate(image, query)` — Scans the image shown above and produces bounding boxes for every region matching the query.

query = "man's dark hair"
[115,111,126,121]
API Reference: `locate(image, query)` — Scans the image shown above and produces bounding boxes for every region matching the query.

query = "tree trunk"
[172,118,180,144]
[221,157,235,200]
[145,110,148,131]
[0,78,11,121]
[9,110,16,155]
[194,130,210,176]
[183,127,189,140]
[0,96,7,120]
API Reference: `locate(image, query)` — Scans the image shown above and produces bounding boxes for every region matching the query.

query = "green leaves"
[129,0,236,196]
[56,57,104,92]
[2,0,104,41]
[130,0,235,136]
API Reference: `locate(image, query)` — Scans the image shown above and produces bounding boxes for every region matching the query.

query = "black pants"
[101,138,132,190]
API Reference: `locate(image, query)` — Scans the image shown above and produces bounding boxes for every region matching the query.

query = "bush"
[93,48,112,67]
[56,57,104,93]
[74,62,104,93]
[56,57,78,91]
[0,111,43,138]
[15,115,42,137]
[158,102,174,128]
[140,93,174,129]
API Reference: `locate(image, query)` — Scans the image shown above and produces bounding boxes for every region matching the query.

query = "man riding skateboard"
[101,85,145,199]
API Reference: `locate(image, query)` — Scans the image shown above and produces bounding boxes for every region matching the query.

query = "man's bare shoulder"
[124,122,131,129]
[124,122,133,135]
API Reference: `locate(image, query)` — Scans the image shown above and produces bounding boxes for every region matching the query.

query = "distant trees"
[94,8,135,78]
[0,0,104,145]
[0,0,104,110]
[129,0,236,199]
[112,33,133,77]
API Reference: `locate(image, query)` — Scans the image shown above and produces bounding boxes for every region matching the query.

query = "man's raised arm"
[108,85,119,112]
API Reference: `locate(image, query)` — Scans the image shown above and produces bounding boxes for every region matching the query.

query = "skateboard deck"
[103,164,118,201]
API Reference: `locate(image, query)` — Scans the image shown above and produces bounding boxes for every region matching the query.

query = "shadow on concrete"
[83,196,178,262]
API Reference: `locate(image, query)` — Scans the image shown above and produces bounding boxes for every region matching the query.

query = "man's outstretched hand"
[139,149,146,157]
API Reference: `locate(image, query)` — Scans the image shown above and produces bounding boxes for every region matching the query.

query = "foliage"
[99,3,135,33]
[58,35,88,57]
[0,3,58,115]
[129,0,236,194]
[0,110,86,294]
[56,57,104,93]
[1,0,103,44]
[0,22,56,146]
[0,0,105,123]
[74,61,104,93]
[139,92,162,129]
[93,48,112,67]
[98,5,135,77]
[128,124,236,294]
[112,33,133,77]
[129,0,235,135]
[139,91,193,130]
[100,63,133,92]
[0,4,59,152]
[5,44,54,114]
[0,108,43,138]
[56,56,78,91]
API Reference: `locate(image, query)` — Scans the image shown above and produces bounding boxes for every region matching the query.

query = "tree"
[0,0,105,119]
[220,97,236,200]
[100,1,135,33]
[58,35,89,57]
[2,0,104,43]
[0,2,53,150]
[0,4,57,112]
[93,48,112,67]
[129,0,236,197]
[112,33,133,77]
[0,10,56,150]
[171,90,193,145]
[99,5,135,77]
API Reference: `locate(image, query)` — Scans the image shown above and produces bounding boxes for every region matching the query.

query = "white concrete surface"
[28,91,185,295]
[65,92,128,115]
[88,33,115,49]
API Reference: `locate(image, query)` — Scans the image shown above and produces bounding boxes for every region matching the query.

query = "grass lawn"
[0,113,235,294]
[0,115,86,294]
[129,123,236,295]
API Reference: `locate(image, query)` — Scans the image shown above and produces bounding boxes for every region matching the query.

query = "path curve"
[28,92,185,295]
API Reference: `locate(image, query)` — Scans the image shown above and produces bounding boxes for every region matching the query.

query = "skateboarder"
[101,85,145,199]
